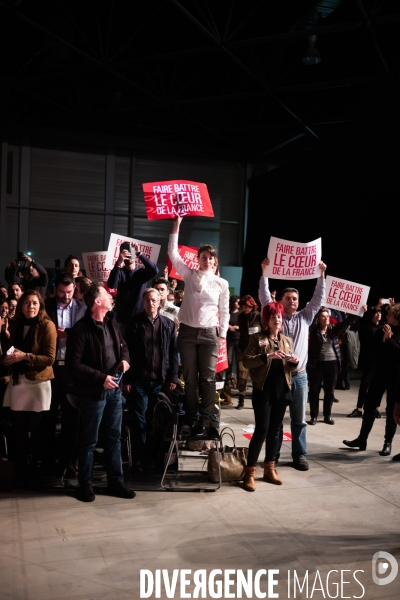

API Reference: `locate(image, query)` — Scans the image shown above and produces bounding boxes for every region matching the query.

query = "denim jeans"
[78,388,124,487]
[276,369,308,461]
[131,379,162,461]
[177,324,219,427]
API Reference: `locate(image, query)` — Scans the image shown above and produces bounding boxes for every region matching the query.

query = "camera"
[120,242,135,265]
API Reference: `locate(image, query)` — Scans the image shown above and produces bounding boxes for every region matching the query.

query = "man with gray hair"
[66,283,134,502]
[124,288,179,471]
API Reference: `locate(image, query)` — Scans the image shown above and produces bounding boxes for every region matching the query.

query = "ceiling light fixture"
[301,35,322,65]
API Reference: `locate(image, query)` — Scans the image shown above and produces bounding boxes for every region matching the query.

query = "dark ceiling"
[1,0,400,163]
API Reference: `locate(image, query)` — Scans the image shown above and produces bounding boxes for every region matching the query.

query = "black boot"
[379,442,392,456]
[235,394,245,410]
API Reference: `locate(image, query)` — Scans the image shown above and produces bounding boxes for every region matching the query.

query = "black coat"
[124,311,178,384]
[307,314,359,370]
[107,254,159,324]
[65,310,129,399]
[6,260,49,299]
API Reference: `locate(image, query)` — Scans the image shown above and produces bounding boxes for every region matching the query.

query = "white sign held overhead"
[105,233,161,270]
[263,236,322,280]
[324,275,370,316]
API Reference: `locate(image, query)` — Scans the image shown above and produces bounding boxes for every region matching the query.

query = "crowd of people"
[1,219,399,500]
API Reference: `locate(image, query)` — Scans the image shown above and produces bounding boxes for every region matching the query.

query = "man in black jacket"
[124,288,178,470]
[42,273,87,476]
[66,283,134,502]
[107,242,158,335]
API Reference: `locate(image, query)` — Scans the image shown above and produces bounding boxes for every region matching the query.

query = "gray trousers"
[177,323,219,427]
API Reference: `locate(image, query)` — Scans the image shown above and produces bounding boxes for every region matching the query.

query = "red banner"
[142,180,214,220]
[216,338,228,373]
[166,245,199,282]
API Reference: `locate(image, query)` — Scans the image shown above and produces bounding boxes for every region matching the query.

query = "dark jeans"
[308,360,338,419]
[359,372,398,443]
[247,386,289,466]
[78,388,124,487]
[131,379,162,461]
[177,324,219,427]
[226,338,239,384]
[356,367,374,409]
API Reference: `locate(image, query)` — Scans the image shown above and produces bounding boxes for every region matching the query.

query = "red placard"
[166,245,199,282]
[216,338,228,373]
[142,180,214,220]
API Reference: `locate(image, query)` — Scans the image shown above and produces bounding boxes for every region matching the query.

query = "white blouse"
[168,234,229,337]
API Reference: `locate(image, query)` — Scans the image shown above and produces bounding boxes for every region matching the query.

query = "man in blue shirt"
[43,273,87,476]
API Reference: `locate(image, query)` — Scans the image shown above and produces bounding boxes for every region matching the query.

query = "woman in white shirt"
[168,216,229,438]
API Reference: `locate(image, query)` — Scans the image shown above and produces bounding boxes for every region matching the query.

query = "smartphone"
[114,370,123,384]
[283,353,292,360]
[17,251,24,261]
[6,346,15,355]
[381,299,390,304]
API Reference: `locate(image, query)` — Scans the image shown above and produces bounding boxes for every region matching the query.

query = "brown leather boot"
[263,461,283,485]
[220,386,233,408]
[243,466,257,491]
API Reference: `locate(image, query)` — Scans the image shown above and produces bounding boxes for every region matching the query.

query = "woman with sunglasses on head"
[242,301,298,491]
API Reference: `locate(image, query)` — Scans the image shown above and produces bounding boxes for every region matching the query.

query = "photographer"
[107,242,158,335]
[5,253,48,299]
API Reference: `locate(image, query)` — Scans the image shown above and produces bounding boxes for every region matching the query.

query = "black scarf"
[12,317,38,385]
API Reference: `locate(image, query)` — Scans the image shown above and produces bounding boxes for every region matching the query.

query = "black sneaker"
[78,485,95,502]
[374,409,381,419]
[107,481,136,499]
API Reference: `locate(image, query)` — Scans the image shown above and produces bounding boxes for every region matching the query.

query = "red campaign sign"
[216,338,228,373]
[243,433,292,442]
[166,245,199,282]
[142,180,214,220]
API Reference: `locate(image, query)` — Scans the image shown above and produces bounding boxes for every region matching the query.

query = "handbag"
[208,427,248,483]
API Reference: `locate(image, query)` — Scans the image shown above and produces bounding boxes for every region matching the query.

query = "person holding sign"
[107,242,158,335]
[343,303,400,455]
[307,307,366,426]
[259,257,327,471]
[168,216,229,438]
[242,302,298,491]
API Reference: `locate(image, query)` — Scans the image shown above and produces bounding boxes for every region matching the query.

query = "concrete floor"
[1,383,400,600]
